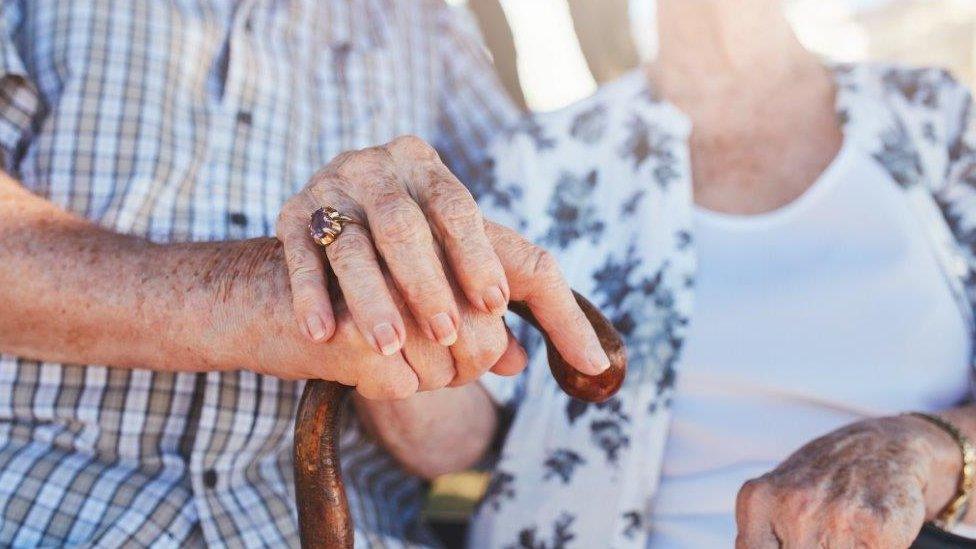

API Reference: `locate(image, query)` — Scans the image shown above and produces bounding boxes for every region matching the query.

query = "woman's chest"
[683,150,972,410]
[686,87,843,215]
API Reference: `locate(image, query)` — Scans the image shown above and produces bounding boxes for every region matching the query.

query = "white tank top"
[648,142,973,547]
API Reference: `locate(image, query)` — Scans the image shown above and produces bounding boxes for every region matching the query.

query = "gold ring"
[309,206,355,247]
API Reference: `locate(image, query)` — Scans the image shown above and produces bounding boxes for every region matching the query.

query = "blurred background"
[449,0,976,112]
[429,0,976,543]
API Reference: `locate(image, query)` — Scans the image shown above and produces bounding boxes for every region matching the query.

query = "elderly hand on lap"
[736,411,976,548]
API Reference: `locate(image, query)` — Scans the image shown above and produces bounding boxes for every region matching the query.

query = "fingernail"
[306,315,328,342]
[373,323,401,356]
[587,343,611,374]
[429,312,457,346]
[483,286,508,315]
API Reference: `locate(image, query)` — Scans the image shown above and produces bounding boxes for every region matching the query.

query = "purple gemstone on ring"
[309,207,332,242]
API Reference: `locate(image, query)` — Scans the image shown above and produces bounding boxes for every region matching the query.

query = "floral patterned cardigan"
[467,63,976,548]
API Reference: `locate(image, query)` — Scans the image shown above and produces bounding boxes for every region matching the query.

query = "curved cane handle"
[294,291,627,548]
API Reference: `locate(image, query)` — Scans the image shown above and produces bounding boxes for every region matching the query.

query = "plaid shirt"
[0,1,516,547]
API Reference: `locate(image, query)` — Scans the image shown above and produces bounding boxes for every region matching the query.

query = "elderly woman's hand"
[276,135,611,392]
[735,415,964,548]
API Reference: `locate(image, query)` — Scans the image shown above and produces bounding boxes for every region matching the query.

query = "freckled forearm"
[353,383,498,479]
[0,169,289,372]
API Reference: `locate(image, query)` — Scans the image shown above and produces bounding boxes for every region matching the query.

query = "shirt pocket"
[309,35,403,164]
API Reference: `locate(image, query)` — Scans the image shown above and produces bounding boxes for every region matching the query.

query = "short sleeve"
[937,76,976,250]
[946,84,976,193]
[0,1,40,170]
[431,3,519,196]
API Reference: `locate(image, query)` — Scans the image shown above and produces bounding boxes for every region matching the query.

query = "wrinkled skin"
[275,135,610,387]
[274,135,610,398]
[735,415,964,548]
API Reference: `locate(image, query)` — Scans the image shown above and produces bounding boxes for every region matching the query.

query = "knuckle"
[292,288,321,308]
[472,344,505,373]
[292,291,324,314]
[306,172,342,198]
[475,343,506,372]
[286,254,319,282]
[847,507,886,534]
[373,198,428,245]
[327,150,359,172]
[400,275,447,305]
[736,478,768,512]
[481,323,509,361]
[335,148,392,182]
[783,488,815,514]
[274,217,290,239]
[290,268,321,291]
[357,146,390,164]
[275,206,294,235]
[856,526,884,547]
[275,199,305,237]
[387,134,437,159]
[458,324,507,373]
[326,231,372,267]
[306,167,333,188]
[528,247,561,282]
[857,520,894,547]
[433,193,481,227]
[820,505,843,531]
[419,366,454,391]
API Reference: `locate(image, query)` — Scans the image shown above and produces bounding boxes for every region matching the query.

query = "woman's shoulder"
[834,61,972,179]
[835,61,965,93]
[497,69,662,157]
[834,61,971,127]
[482,69,678,233]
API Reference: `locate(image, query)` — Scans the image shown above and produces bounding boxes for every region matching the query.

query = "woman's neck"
[653,0,818,100]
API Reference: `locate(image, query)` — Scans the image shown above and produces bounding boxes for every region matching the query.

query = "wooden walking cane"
[293,291,628,549]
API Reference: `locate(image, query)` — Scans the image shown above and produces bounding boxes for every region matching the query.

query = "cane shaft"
[294,291,627,548]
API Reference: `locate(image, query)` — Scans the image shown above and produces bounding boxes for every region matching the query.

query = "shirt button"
[228,212,249,227]
[203,469,218,488]
[236,111,253,126]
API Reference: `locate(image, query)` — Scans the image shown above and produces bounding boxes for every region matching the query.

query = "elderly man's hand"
[275,135,611,392]
[735,415,963,548]
[226,222,581,399]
